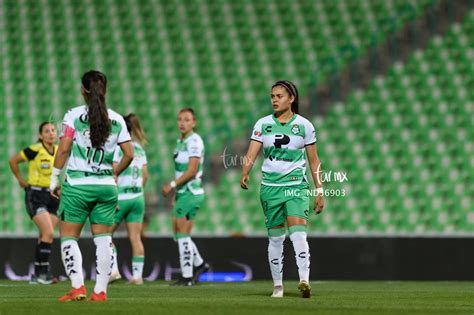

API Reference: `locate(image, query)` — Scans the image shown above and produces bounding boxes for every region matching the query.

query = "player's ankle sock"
[132,256,145,279]
[289,226,310,282]
[177,235,193,278]
[111,244,119,274]
[268,228,286,286]
[38,241,52,274]
[190,239,204,267]
[61,237,84,289]
[93,234,113,293]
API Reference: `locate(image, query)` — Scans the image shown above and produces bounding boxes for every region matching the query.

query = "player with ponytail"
[50,70,134,301]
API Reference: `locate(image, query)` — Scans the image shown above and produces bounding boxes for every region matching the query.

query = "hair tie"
[274,81,294,97]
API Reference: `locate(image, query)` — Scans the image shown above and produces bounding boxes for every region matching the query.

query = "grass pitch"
[0,280,473,315]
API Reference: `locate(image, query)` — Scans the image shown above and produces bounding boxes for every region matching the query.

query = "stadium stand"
[1,0,470,235]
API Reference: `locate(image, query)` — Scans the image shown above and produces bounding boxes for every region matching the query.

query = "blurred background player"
[240,80,324,298]
[9,122,59,284]
[162,108,209,286]
[50,70,134,301]
[110,113,148,285]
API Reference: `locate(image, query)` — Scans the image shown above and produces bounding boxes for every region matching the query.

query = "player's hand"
[162,183,173,197]
[50,172,61,199]
[240,174,249,190]
[51,188,61,199]
[314,195,324,214]
[18,178,29,189]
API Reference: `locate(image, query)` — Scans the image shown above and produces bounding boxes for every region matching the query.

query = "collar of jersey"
[272,113,297,126]
[179,131,194,142]
[41,141,55,156]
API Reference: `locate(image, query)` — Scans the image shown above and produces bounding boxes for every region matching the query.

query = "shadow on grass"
[246,291,304,298]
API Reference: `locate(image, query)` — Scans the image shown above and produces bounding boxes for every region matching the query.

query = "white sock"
[93,235,113,293]
[132,256,145,279]
[191,239,204,267]
[111,245,119,274]
[178,237,193,278]
[268,235,285,286]
[290,231,310,282]
[61,239,84,289]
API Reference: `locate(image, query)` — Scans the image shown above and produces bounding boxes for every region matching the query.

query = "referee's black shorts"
[24,186,59,219]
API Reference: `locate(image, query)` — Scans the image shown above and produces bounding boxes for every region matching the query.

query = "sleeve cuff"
[19,151,28,161]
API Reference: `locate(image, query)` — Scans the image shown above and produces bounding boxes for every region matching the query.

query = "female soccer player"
[240,80,324,298]
[109,113,148,285]
[50,70,134,301]
[162,108,209,286]
[9,122,58,284]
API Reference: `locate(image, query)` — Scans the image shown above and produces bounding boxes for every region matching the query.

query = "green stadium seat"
[1,0,468,235]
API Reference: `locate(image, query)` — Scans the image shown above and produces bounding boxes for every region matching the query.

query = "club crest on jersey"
[291,124,300,135]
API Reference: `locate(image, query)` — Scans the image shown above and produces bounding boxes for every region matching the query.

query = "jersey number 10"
[85,146,105,166]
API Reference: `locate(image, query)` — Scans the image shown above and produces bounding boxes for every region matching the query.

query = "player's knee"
[288,225,307,241]
[39,230,54,243]
[269,234,285,246]
[128,234,141,244]
[289,231,307,242]
[175,224,190,234]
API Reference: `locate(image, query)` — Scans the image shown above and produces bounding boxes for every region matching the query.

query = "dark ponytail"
[81,70,110,148]
[272,80,299,114]
[124,113,148,145]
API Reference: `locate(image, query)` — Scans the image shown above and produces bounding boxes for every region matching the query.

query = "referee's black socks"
[35,241,52,275]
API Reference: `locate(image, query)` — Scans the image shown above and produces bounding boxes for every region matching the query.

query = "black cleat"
[171,277,195,286]
[193,262,210,283]
[298,281,312,298]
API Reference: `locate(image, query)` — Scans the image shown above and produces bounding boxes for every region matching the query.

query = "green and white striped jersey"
[61,105,131,186]
[113,142,147,200]
[173,132,204,195]
[251,114,316,186]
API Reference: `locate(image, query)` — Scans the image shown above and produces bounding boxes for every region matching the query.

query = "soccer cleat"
[109,271,122,283]
[37,272,57,285]
[271,285,284,298]
[171,277,195,286]
[29,275,39,285]
[298,280,312,298]
[89,291,107,301]
[192,262,210,283]
[58,286,87,302]
[130,277,143,285]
